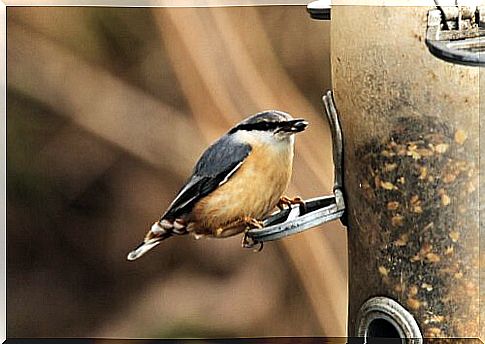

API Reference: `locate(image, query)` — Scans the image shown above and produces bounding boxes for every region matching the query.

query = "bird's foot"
[242,232,264,252]
[277,195,307,214]
[241,216,264,251]
[243,216,264,229]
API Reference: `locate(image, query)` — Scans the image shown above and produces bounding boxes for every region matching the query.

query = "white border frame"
[0,0,482,342]
[1,1,6,342]
[6,0,485,7]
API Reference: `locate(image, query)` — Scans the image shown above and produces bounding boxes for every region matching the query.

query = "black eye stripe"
[230,121,281,133]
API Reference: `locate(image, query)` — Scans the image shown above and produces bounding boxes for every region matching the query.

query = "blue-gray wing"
[161,135,252,220]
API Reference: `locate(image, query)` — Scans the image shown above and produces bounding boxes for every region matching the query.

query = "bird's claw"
[277,195,307,214]
[242,232,264,252]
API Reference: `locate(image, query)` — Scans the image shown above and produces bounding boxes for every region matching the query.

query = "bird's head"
[229,110,308,143]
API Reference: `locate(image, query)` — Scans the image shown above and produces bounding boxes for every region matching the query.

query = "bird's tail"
[127,220,185,261]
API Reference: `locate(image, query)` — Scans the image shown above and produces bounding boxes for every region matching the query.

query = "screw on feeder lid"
[307,0,331,20]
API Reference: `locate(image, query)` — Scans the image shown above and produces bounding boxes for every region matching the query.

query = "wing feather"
[161,135,251,220]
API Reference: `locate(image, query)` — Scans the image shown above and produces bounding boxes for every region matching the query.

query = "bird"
[127,110,308,260]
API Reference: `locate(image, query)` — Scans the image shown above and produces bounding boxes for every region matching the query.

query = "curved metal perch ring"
[244,90,346,248]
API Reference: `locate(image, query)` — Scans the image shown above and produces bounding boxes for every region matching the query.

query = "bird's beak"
[282,118,308,133]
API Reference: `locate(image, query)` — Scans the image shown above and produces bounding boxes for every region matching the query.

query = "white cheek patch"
[234,130,294,154]
[233,130,274,145]
[274,131,295,142]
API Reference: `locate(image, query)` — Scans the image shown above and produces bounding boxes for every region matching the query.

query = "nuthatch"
[127,110,308,260]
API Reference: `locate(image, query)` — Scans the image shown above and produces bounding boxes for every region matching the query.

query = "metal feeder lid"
[307,0,331,20]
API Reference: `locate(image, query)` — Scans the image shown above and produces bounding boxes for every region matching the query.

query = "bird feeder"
[249,1,483,342]
[315,1,482,342]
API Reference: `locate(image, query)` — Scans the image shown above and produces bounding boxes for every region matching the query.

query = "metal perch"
[244,90,346,247]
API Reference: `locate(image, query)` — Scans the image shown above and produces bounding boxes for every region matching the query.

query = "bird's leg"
[214,216,265,239]
[214,219,247,238]
[277,195,307,214]
[243,216,265,229]
[241,216,264,251]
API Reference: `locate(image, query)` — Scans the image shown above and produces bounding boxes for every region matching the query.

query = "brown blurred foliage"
[7,6,347,338]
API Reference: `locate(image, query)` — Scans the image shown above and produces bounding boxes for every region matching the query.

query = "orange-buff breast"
[191,142,293,235]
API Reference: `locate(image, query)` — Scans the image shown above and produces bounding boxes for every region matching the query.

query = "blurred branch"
[154,7,347,336]
[37,124,120,200]
[217,9,348,334]
[7,20,203,178]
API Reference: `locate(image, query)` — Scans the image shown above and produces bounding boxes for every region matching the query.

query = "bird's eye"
[260,121,279,131]
[230,120,280,133]
[261,122,272,130]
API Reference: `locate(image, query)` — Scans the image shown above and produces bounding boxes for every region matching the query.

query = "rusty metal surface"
[331,5,480,338]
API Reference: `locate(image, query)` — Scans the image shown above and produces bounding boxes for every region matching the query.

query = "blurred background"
[6,6,347,338]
